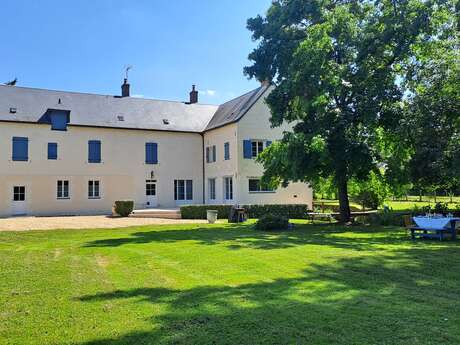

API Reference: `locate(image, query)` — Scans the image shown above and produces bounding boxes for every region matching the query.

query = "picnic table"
[410,216,459,241]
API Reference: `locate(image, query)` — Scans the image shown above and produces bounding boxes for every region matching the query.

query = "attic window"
[117,115,125,121]
[9,107,17,114]
[163,119,170,125]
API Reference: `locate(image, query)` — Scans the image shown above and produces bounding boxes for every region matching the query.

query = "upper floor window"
[145,142,158,164]
[12,137,28,161]
[88,140,101,163]
[243,139,272,159]
[88,180,100,199]
[248,178,274,193]
[208,178,216,200]
[57,180,70,199]
[48,143,58,160]
[174,179,193,201]
[251,141,264,158]
[206,145,216,163]
[224,142,230,160]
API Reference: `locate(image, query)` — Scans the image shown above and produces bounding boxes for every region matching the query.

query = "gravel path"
[0,215,207,232]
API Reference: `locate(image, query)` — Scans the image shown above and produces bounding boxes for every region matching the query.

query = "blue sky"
[0,0,270,104]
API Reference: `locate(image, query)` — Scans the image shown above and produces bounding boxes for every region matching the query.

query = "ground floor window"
[208,178,216,200]
[224,177,233,200]
[88,180,100,199]
[174,179,193,201]
[146,180,156,196]
[13,186,25,201]
[248,178,274,193]
[57,180,70,199]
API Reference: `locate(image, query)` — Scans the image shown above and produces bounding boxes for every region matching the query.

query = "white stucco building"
[0,81,312,217]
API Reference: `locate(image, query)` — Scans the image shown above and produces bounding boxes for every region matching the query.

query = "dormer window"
[48,110,70,131]
[163,119,170,125]
[117,115,124,121]
[9,107,17,114]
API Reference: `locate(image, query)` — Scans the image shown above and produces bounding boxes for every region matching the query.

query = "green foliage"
[245,0,456,222]
[351,190,380,210]
[114,200,134,217]
[254,214,289,231]
[357,211,404,227]
[180,204,310,220]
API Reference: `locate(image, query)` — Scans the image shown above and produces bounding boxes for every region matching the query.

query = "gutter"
[201,132,205,204]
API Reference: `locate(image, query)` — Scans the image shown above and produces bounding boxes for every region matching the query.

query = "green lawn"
[1,221,460,345]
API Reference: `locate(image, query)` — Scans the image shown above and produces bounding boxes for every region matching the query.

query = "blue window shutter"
[48,143,57,160]
[212,145,216,162]
[266,140,272,147]
[88,140,101,163]
[206,147,210,163]
[50,112,68,131]
[145,143,158,164]
[243,140,252,159]
[12,137,28,161]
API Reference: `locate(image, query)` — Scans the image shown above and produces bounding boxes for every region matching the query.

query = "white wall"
[0,122,203,217]
[203,123,238,204]
[236,88,313,208]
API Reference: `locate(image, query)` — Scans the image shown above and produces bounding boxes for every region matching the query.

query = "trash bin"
[207,210,218,224]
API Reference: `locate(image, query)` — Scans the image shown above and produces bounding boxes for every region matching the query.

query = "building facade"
[0,82,312,217]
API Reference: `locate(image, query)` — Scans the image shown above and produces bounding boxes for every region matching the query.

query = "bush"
[180,204,310,220]
[255,214,289,231]
[356,211,405,226]
[114,200,134,217]
[351,190,381,210]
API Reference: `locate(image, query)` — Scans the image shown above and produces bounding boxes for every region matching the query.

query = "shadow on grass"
[83,222,421,252]
[75,242,460,345]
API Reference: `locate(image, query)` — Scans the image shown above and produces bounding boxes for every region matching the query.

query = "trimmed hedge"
[114,200,134,217]
[180,204,310,220]
[255,214,289,231]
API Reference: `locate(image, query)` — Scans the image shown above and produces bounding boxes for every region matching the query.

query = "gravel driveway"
[0,215,207,231]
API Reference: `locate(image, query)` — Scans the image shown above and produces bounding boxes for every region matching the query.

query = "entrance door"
[12,186,27,216]
[145,180,157,208]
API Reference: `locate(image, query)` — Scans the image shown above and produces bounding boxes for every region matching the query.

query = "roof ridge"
[0,84,219,107]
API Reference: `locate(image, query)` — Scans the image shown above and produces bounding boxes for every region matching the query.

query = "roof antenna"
[124,65,132,80]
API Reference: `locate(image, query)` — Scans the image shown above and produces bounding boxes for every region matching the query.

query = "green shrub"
[351,190,381,210]
[358,211,405,226]
[254,214,289,231]
[434,202,449,214]
[180,204,310,220]
[114,200,134,217]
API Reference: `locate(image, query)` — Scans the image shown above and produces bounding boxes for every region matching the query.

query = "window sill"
[88,197,101,200]
[57,197,70,200]
[249,191,276,194]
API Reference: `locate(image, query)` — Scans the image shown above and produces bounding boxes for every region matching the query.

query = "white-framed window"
[208,178,216,200]
[206,145,217,163]
[174,179,193,201]
[224,142,230,160]
[224,177,233,200]
[251,140,264,158]
[248,178,274,193]
[13,186,26,201]
[88,180,101,199]
[57,180,70,199]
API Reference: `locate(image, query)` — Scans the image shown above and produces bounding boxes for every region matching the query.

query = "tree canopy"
[245,0,458,222]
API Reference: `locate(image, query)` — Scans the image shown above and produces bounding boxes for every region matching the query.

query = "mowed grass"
[1,221,460,345]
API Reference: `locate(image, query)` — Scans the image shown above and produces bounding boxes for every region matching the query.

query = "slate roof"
[0,84,269,133]
[205,85,269,130]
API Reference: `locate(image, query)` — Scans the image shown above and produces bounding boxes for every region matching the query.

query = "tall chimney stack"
[121,78,130,97]
[189,85,198,104]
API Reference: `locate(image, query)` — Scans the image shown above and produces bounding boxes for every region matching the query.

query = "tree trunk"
[337,174,351,223]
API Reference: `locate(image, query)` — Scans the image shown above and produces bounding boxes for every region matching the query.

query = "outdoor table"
[412,216,459,240]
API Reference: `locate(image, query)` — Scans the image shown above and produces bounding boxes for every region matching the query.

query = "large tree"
[245,0,455,222]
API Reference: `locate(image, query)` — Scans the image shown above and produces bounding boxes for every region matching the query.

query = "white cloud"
[199,89,217,97]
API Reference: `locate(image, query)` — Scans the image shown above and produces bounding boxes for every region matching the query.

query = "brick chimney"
[189,85,198,104]
[121,78,130,97]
